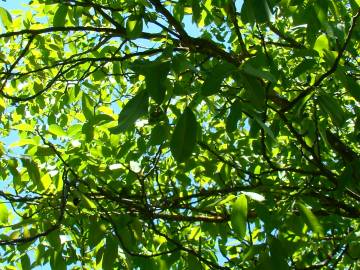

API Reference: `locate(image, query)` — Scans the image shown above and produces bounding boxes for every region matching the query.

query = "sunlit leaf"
[231,194,248,239]
[48,124,67,137]
[0,203,9,224]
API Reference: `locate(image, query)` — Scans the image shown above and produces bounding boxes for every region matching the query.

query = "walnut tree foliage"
[0,0,360,269]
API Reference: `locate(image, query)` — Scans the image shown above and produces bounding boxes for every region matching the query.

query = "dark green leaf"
[126,16,143,38]
[293,59,317,78]
[20,254,31,270]
[269,238,289,270]
[145,61,170,104]
[226,100,242,133]
[103,236,118,270]
[318,93,347,127]
[170,107,197,163]
[109,91,149,133]
[53,5,68,27]
[200,61,236,96]
[187,254,203,270]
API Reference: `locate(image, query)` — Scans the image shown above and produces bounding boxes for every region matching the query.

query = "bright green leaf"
[48,124,67,137]
[0,203,9,224]
[231,194,248,239]
[0,7,12,29]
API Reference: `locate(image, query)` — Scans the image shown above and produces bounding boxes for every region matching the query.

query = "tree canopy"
[0,0,360,269]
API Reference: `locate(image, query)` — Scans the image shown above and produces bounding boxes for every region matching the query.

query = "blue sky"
[0,0,29,10]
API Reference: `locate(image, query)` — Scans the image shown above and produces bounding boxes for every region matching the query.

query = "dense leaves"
[0,0,359,269]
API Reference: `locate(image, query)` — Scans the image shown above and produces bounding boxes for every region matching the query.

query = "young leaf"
[22,158,43,190]
[53,5,68,27]
[231,194,248,239]
[170,107,197,163]
[200,61,236,96]
[109,91,149,133]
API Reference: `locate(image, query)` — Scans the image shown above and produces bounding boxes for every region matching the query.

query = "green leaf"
[313,34,329,55]
[231,194,247,239]
[297,202,324,236]
[252,115,276,142]
[53,5,68,27]
[81,94,94,121]
[170,107,198,163]
[126,16,143,38]
[88,220,107,248]
[0,7,12,29]
[337,71,360,102]
[49,124,67,137]
[293,59,317,78]
[240,73,265,109]
[226,100,242,133]
[269,238,289,270]
[145,61,170,104]
[0,203,9,224]
[149,122,169,145]
[318,93,347,127]
[103,236,118,270]
[187,254,203,270]
[35,146,53,156]
[51,250,66,270]
[200,61,236,96]
[242,63,276,82]
[109,91,149,133]
[20,254,31,270]
[22,158,43,190]
[241,0,271,23]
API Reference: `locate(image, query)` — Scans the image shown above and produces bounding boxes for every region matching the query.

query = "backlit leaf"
[231,194,248,239]
[0,203,9,224]
[49,124,67,137]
